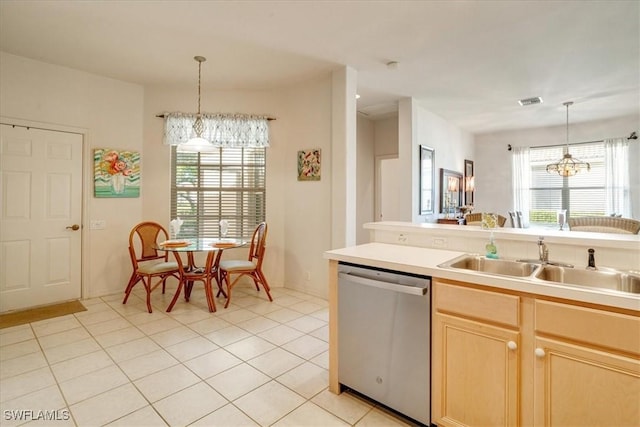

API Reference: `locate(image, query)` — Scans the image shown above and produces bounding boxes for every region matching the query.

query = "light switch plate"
[90,220,106,230]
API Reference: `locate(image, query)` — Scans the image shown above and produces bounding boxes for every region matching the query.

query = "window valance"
[163,112,270,148]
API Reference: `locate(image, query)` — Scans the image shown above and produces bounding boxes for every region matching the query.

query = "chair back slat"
[129,221,169,262]
[248,222,268,266]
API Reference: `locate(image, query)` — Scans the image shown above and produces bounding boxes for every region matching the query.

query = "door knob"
[535,348,546,358]
[507,341,517,351]
[66,224,80,231]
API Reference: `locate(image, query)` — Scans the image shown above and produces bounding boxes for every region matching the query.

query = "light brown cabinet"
[432,278,640,427]
[432,280,521,426]
[533,300,640,426]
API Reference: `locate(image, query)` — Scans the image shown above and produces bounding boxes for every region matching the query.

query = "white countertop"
[325,242,640,312]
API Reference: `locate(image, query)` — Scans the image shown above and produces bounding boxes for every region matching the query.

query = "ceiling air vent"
[518,97,543,106]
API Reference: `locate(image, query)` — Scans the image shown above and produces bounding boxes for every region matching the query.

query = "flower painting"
[94,148,140,198]
[297,149,321,181]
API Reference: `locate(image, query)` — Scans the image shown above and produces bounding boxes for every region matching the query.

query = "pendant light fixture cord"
[564,101,572,153]
[194,55,206,118]
[197,58,202,116]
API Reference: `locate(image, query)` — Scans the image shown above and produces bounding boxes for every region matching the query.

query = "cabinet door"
[534,337,640,427]
[433,313,520,427]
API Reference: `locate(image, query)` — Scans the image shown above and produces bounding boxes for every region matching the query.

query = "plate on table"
[211,241,237,248]
[160,239,190,247]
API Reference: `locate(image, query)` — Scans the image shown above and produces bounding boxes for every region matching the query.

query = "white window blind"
[171,147,266,239]
[529,142,606,223]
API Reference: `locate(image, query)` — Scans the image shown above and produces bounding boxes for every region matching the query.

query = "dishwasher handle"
[338,272,429,296]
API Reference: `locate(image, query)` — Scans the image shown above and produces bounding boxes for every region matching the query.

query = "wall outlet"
[305,271,311,281]
[432,237,447,248]
[397,233,408,244]
[90,220,106,230]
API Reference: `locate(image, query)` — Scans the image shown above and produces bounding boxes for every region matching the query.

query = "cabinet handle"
[507,341,517,351]
[535,348,546,358]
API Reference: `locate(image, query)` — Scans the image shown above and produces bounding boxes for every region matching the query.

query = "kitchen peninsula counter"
[325,227,640,425]
[325,242,640,311]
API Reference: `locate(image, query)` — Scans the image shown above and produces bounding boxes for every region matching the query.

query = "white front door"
[0,124,83,312]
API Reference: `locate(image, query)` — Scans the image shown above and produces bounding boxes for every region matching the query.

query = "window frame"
[527,141,606,225]
[170,146,266,240]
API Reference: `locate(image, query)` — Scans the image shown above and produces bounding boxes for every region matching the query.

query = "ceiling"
[1,0,638,134]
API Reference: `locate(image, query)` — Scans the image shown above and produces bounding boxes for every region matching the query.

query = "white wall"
[411,99,474,223]
[0,52,144,298]
[357,117,374,244]
[330,67,358,250]
[474,114,640,219]
[281,75,334,297]
[1,51,343,302]
[143,86,288,293]
[374,116,399,156]
[144,73,338,299]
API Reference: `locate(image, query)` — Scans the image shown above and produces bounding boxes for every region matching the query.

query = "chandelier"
[180,56,216,152]
[546,101,591,177]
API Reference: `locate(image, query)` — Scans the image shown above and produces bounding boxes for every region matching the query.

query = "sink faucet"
[587,248,597,270]
[538,237,549,263]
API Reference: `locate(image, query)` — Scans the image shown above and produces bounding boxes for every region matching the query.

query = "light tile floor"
[0,283,414,426]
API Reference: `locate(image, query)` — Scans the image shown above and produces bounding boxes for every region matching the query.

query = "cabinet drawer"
[434,280,520,327]
[535,300,640,355]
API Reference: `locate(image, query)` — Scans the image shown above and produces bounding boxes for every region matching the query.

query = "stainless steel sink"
[439,255,539,278]
[535,265,640,294]
[439,254,640,296]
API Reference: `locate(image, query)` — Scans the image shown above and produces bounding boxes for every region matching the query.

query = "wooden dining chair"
[166,251,218,313]
[568,216,640,234]
[465,212,507,227]
[218,222,273,308]
[123,221,179,313]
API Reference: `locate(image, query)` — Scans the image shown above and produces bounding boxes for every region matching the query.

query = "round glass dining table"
[154,238,246,312]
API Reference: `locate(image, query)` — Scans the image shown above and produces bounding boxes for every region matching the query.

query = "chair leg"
[184,280,194,302]
[223,274,240,309]
[166,279,185,312]
[122,274,141,304]
[142,277,153,313]
[204,277,216,313]
[256,270,273,302]
[215,270,227,298]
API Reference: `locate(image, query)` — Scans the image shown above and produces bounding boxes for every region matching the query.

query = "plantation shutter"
[171,147,266,239]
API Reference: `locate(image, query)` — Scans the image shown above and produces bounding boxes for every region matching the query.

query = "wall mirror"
[419,145,435,215]
[440,168,463,214]
[464,159,474,206]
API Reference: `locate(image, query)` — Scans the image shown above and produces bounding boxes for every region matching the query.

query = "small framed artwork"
[439,168,463,215]
[94,148,140,198]
[419,145,435,215]
[297,149,321,181]
[464,159,474,206]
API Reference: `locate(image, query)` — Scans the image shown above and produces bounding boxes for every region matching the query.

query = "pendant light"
[180,56,216,152]
[546,101,591,177]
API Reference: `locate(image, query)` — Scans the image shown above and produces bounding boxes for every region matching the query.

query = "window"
[529,142,605,223]
[514,139,630,226]
[171,147,266,239]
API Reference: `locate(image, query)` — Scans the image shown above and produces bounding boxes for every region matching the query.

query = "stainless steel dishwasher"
[338,262,431,425]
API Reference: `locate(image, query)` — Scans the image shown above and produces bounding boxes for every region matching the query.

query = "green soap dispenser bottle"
[486,231,499,259]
